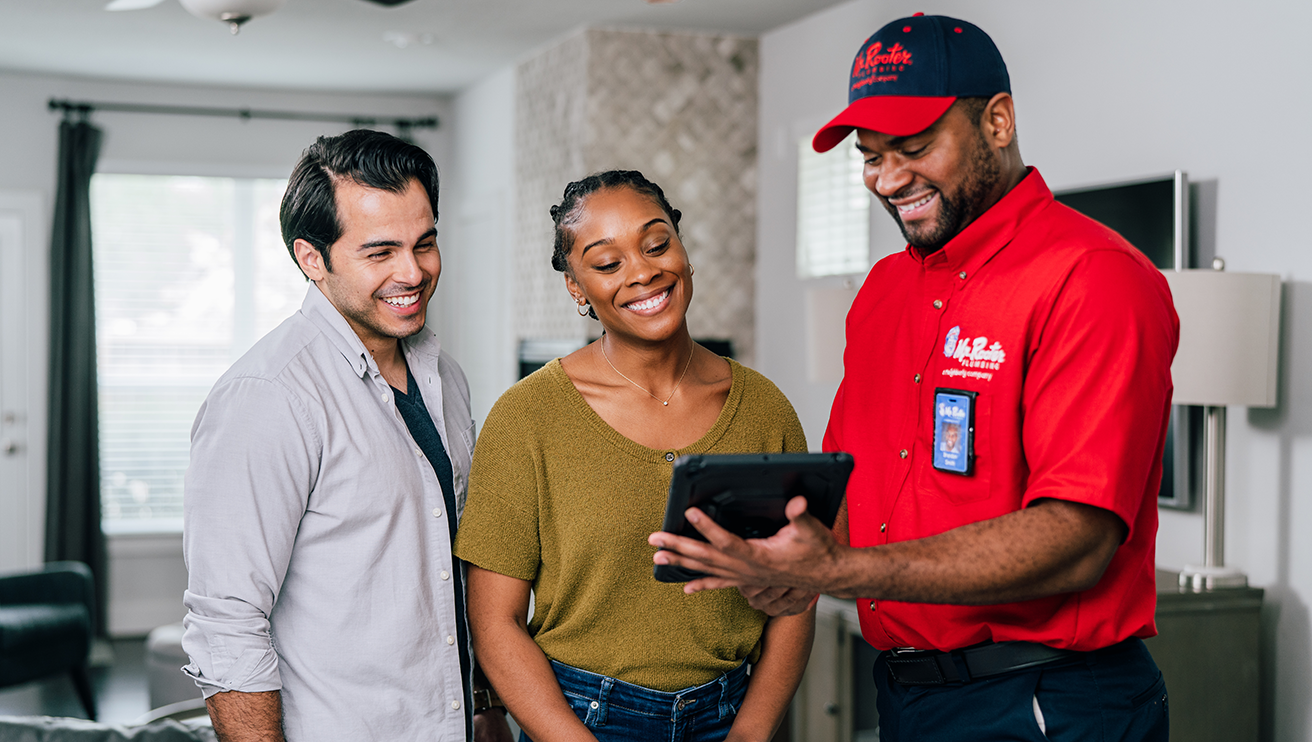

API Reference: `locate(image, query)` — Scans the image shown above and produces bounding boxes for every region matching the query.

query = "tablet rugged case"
[653,452,854,583]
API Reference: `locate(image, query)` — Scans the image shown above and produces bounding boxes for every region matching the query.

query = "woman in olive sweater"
[454,171,814,742]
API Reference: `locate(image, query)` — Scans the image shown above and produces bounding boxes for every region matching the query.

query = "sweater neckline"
[545,355,745,463]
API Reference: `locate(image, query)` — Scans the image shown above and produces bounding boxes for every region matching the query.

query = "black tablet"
[653,452,854,583]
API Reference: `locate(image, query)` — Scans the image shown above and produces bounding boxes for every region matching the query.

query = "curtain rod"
[47,98,439,131]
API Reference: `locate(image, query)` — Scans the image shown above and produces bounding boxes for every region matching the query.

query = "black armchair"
[0,561,97,719]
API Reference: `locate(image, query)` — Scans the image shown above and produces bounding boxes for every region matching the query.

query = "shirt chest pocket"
[917,393,991,505]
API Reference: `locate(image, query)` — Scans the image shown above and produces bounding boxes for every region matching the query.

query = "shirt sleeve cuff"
[182,644,282,698]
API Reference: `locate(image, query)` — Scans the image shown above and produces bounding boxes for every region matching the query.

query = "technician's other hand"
[738,585,820,617]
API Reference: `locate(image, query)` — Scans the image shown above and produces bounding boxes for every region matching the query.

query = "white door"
[0,191,46,573]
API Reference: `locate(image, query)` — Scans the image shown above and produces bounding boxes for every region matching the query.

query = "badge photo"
[933,388,977,476]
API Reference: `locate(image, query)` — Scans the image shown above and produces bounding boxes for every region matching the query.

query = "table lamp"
[1164,260,1282,591]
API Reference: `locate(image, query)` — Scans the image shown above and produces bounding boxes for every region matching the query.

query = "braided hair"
[549,170,683,274]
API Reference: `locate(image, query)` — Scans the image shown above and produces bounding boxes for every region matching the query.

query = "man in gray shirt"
[182,130,511,741]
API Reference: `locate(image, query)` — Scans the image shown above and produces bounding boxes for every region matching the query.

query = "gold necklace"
[601,336,694,407]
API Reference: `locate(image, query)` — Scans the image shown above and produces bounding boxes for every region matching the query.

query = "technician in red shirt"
[651,14,1177,741]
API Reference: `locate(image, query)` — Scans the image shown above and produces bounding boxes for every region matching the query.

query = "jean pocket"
[1129,671,1167,710]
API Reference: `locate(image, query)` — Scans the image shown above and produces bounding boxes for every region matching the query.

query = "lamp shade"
[1164,269,1281,408]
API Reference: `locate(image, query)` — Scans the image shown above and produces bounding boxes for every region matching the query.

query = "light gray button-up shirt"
[181,284,474,741]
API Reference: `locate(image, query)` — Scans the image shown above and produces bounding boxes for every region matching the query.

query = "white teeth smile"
[383,293,419,308]
[626,289,670,312]
[897,192,936,214]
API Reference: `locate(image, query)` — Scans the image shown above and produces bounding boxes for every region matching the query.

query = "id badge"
[933,388,976,476]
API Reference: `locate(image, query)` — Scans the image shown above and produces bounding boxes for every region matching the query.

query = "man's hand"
[474,709,513,742]
[648,495,841,606]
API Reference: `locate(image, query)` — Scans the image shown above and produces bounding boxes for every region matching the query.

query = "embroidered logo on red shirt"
[851,41,913,92]
[941,325,1006,380]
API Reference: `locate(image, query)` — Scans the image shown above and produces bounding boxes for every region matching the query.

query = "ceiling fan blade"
[105,0,169,10]
[358,0,418,6]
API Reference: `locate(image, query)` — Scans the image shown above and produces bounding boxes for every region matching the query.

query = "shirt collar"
[299,283,442,380]
[905,167,1053,276]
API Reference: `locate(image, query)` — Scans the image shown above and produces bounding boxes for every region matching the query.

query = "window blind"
[796,132,870,279]
[91,174,302,531]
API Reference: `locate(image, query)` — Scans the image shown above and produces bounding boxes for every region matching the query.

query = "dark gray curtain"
[45,118,107,636]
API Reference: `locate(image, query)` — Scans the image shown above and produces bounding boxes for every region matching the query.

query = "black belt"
[884,641,1079,686]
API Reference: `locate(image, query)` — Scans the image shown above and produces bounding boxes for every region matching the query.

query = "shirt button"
[414,447,422,456]
[433,508,442,518]
[880,523,887,532]
[446,635,455,645]
[440,570,450,580]
[665,452,676,462]
[932,299,943,309]
[869,600,877,612]
[959,271,968,280]
[913,373,921,383]
[380,393,387,403]
[451,700,461,710]
[899,449,908,459]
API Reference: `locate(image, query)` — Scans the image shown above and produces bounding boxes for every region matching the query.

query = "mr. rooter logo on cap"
[812,14,1011,150]
[851,41,913,93]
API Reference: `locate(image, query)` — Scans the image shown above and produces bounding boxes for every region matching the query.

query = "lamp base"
[1179,564,1249,591]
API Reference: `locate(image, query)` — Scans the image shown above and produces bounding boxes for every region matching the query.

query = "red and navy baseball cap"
[812,14,1010,152]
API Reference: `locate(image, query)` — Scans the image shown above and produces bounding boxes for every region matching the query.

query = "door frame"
[0,189,48,572]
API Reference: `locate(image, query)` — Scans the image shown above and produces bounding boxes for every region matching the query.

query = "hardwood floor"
[0,639,150,724]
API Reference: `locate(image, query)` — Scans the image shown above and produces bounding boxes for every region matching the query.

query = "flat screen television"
[1054,171,1199,510]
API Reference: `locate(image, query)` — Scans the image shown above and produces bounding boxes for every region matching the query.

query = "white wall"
[0,69,451,634]
[757,1,1312,740]
[437,67,517,426]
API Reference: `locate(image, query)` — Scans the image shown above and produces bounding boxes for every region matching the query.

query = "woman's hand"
[723,606,816,742]
[466,566,599,742]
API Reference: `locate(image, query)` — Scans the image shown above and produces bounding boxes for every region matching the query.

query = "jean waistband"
[549,659,748,721]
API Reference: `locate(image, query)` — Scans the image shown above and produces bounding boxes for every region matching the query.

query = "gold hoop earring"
[577,302,591,317]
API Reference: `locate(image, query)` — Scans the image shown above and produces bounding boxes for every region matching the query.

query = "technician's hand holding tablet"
[649,451,852,616]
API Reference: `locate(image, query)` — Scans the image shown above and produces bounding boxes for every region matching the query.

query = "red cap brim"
[812,96,957,152]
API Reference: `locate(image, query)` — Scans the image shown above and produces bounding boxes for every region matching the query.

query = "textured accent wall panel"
[514,32,590,341]
[513,28,759,362]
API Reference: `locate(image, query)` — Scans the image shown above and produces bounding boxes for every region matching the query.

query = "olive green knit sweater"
[454,358,807,691]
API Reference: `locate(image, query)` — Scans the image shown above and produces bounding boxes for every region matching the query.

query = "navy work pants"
[873,638,1169,741]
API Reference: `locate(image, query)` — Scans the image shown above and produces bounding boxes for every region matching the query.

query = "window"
[796,132,870,278]
[92,174,304,532]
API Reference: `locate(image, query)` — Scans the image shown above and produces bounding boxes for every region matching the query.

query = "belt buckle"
[885,646,950,686]
[889,646,931,658]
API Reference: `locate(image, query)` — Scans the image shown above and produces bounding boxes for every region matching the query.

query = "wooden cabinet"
[1145,569,1263,742]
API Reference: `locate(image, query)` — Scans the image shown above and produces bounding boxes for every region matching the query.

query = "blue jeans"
[519,659,748,742]
[873,638,1169,741]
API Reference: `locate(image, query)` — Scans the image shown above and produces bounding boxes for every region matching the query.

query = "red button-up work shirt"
[824,168,1179,652]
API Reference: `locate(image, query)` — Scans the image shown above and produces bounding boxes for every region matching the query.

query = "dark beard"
[881,129,1002,254]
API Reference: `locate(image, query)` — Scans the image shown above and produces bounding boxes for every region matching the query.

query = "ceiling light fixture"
[106,0,418,34]
[177,0,287,34]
